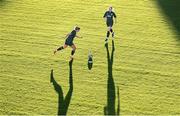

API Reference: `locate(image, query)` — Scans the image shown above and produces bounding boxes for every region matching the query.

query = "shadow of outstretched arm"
[50,59,73,115]
[50,69,64,114]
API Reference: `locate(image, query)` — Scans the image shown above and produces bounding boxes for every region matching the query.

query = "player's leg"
[110,28,115,38]
[110,27,114,38]
[105,26,111,42]
[54,44,68,54]
[105,21,111,42]
[70,44,76,58]
[110,21,114,38]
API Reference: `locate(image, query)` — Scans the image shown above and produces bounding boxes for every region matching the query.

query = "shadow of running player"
[50,59,73,115]
[104,40,120,115]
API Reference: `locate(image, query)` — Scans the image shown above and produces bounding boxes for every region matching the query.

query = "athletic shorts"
[106,20,113,27]
[65,41,74,46]
[65,37,74,46]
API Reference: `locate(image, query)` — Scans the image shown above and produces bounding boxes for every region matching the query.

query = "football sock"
[71,50,75,55]
[107,31,110,38]
[57,46,64,51]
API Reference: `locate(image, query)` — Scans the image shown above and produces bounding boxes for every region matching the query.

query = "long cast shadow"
[157,0,180,40]
[104,40,120,115]
[50,59,73,115]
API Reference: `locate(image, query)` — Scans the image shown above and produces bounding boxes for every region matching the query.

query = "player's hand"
[78,36,83,38]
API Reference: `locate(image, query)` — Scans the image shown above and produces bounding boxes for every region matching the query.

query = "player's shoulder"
[72,30,76,34]
[71,30,76,33]
[105,11,109,13]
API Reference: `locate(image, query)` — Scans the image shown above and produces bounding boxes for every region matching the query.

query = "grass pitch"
[0,0,180,115]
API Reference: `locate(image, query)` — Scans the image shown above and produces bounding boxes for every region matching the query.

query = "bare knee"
[71,45,76,51]
[73,47,76,51]
[63,45,68,49]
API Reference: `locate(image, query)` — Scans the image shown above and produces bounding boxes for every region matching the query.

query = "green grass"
[0,0,180,115]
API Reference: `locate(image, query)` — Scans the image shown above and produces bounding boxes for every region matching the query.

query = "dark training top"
[103,11,116,22]
[66,30,76,43]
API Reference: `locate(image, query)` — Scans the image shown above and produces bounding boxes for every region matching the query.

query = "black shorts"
[65,40,74,46]
[106,20,113,27]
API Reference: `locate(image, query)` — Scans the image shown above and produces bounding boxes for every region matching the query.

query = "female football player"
[103,6,117,42]
[54,26,82,58]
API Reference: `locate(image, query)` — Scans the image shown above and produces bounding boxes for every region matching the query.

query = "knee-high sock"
[71,50,75,55]
[107,31,110,38]
[57,46,64,51]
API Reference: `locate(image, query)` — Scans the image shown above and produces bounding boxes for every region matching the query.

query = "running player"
[54,26,82,58]
[103,6,117,42]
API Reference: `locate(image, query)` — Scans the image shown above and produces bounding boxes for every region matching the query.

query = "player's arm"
[113,12,117,23]
[76,35,83,38]
[59,33,69,39]
[103,12,107,21]
[65,33,70,38]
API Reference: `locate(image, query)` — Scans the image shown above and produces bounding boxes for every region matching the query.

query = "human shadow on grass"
[157,0,180,40]
[50,59,73,115]
[104,40,120,115]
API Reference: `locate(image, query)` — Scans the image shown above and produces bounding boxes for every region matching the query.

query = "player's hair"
[108,6,113,11]
[75,26,80,30]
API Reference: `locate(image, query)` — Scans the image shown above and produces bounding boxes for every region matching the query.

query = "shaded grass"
[157,0,180,40]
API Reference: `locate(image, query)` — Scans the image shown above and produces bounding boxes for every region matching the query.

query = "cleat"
[54,50,57,55]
